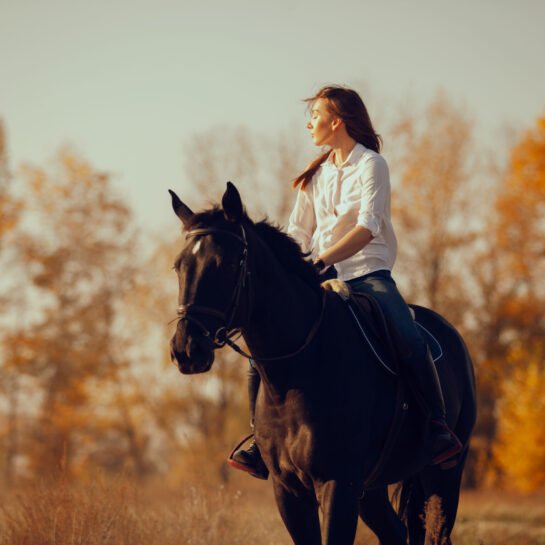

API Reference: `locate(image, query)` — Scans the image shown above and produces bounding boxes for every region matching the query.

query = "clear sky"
[1,0,544,231]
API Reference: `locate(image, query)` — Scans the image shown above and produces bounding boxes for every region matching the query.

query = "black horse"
[169,182,476,545]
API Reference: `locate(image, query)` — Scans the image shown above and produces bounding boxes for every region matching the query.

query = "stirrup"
[227,434,269,480]
[228,433,255,460]
[430,421,463,465]
[432,441,463,465]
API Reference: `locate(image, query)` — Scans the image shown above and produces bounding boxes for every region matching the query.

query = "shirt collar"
[323,142,366,169]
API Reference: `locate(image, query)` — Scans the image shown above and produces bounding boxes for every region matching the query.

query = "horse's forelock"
[174,206,248,271]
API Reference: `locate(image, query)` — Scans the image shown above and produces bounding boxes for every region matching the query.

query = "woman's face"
[307,98,337,146]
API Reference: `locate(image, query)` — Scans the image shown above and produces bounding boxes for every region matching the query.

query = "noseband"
[177,225,251,349]
[177,224,327,362]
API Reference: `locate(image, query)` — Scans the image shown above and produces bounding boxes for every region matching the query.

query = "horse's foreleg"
[359,487,408,545]
[318,480,359,545]
[272,479,321,545]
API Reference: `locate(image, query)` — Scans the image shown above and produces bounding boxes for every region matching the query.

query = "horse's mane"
[253,219,321,292]
[182,206,321,292]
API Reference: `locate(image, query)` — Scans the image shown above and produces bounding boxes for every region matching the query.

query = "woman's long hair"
[293,85,382,190]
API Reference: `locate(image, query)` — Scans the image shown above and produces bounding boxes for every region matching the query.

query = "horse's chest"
[259,420,317,479]
[256,395,368,485]
[256,380,367,476]
[281,423,315,469]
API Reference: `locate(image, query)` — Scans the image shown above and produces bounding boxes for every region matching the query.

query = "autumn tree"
[472,115,545,479]
[389,92,480,325]
[493,115,545,339]
[8,148,154,478]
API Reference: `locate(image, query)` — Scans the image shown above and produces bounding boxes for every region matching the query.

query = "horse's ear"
[222,181,244,223]
[169,189,194,229]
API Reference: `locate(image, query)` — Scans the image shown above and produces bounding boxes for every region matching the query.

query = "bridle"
[176,224,327,362]
[177,225,251,350]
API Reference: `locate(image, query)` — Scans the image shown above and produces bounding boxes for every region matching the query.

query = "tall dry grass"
[422,495,447,545]
[0,475,288,545]
[1,475,545,545]
[453,489,545,545]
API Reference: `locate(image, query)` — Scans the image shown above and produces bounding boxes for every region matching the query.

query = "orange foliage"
[479,114,545,358]
[467,113,545,459]
[495,116,545,282]
[494,344,545,492]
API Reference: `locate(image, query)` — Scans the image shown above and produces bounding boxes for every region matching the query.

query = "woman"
[229,85,462,480]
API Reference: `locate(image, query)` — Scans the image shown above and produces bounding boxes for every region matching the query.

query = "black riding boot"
[408,349,463,465]
[228,363,269,480]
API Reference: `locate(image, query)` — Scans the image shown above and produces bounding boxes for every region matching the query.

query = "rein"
[177,224,327,363]
[224,290,327,362]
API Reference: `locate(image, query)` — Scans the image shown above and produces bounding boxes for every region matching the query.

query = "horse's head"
[169,182,250,374]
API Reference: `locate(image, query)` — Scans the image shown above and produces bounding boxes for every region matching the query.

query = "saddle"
[321,279,442,376]
[348,293,443,372]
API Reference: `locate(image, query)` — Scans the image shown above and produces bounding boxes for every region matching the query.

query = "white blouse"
[287,143,397,281]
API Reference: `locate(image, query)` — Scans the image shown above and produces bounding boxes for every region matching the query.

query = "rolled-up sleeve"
[356,155,389,238]
[287,186,316,254]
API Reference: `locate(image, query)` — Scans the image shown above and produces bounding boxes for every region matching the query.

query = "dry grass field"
[1,473,544,545]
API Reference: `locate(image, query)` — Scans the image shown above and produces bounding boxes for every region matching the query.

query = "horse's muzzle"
[170,333,215,374]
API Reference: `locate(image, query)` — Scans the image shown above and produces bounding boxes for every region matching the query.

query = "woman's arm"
[317,225,373,267]
[316,155,388,268]
[287,186,316,254]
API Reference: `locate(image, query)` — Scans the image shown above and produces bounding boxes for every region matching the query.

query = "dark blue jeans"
[346,270,427,364]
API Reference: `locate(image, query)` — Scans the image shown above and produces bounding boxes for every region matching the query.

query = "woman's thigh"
[347,271,426,360]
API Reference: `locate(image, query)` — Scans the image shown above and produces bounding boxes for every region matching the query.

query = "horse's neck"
[241,236,321,370]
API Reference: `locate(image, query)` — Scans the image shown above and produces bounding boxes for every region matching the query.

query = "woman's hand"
[312,258,326,272]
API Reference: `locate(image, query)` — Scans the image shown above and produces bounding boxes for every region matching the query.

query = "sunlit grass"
[1,475,544,545]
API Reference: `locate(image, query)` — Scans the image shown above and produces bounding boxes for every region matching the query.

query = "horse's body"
[169,183,476,545]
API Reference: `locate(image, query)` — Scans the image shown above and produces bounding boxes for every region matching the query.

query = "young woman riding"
[229,85,462,479]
